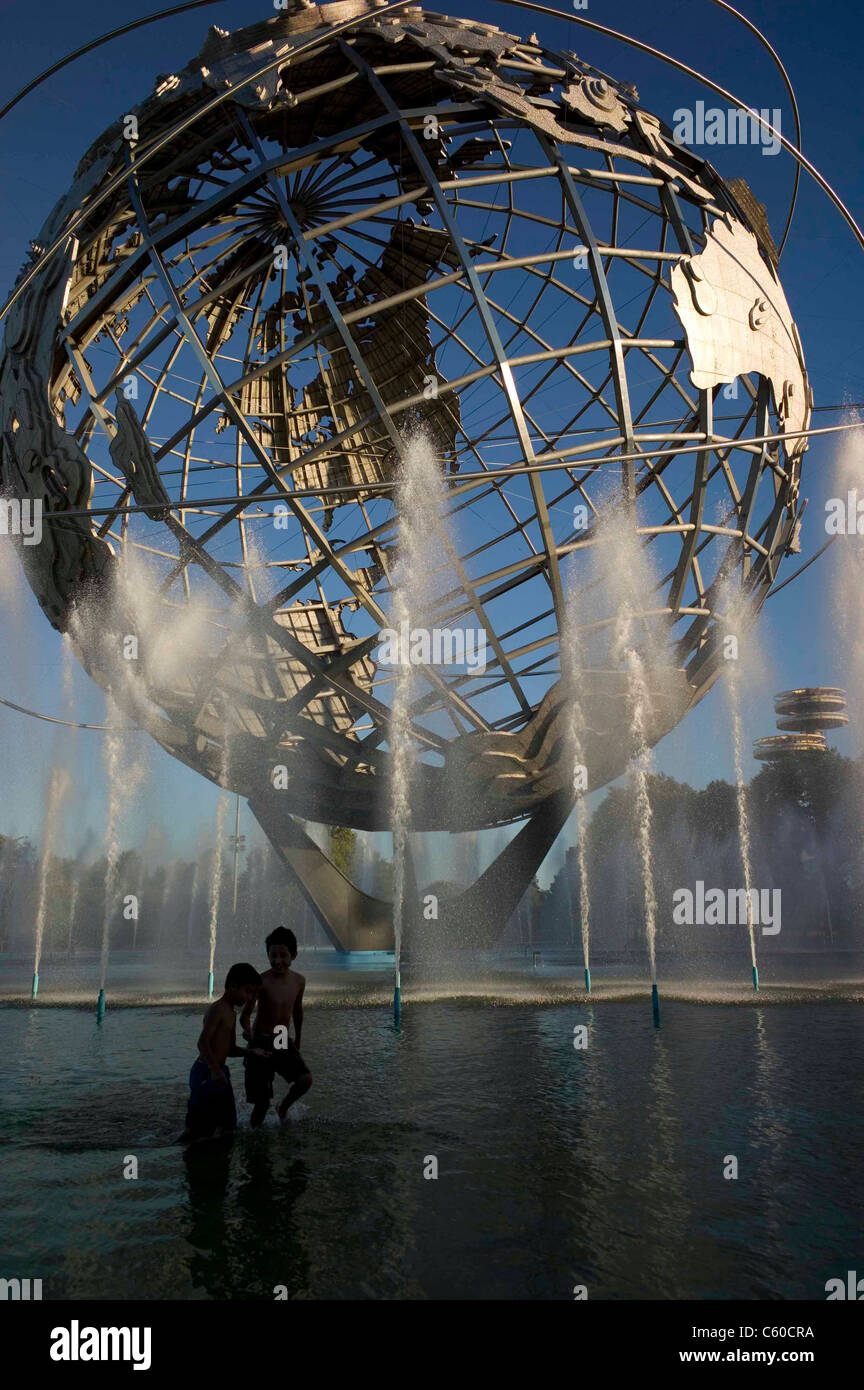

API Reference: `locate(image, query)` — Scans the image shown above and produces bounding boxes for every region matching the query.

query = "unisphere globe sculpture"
[0,1,810,892]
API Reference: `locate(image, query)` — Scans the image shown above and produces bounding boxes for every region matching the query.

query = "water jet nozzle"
[393,968,402,1026]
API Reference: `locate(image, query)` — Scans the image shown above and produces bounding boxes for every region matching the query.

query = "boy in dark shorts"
[240,925,312,1126]
[179,962,263,1142]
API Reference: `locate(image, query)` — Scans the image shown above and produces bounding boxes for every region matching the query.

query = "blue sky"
[0,0,862,885]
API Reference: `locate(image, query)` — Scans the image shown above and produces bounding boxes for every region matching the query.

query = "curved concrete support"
[250,793,395,950]
[250,789,572,953]
[428,791,572,951]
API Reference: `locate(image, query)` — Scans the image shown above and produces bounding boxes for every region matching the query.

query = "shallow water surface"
[1,1001,862,1299]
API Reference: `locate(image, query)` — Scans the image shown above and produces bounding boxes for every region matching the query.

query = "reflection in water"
[748,1007,789,1281]
[2,1002,863,1299]
[643,1030,689,1297]
[183,1136,310,1300]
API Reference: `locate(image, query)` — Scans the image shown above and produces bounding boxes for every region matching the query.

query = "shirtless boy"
[241,925,312,1126]
[179,962,262,1141]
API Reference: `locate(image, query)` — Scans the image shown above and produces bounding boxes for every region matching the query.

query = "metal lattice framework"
[0,0,810,834]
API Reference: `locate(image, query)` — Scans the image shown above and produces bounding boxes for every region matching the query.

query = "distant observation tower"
[753,688,849,762]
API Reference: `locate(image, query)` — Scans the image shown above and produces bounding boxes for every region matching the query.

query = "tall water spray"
[627,648,660,1022]
[573,797,591,991]
[205,699,235,997]
[597,509,666,1023]
[156,859,176,950]
[66,876,79,953]
[207,784,231,999]
[388,433,452,1021]
[98,716,122,1018]
[31,766,72,998]
[67,558,148,1016]
[96,693,146,1019]
[562,574,593,993]
[718,586,760,989]
[187,851,202,951]
[30,634,78,996]
[389,663,411,1022]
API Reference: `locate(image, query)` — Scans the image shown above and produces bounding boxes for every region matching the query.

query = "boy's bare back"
[253,968,305,1034]
[197,998,237,1069]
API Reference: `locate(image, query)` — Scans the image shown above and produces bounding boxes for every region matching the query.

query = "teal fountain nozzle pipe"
[31,970,39,999]
[96,987,106,1022]
[752,964,759,991]
[584,966,591,994]
[393,970,402,1025]
[651,982,660,1028]
[207,970,214,1000]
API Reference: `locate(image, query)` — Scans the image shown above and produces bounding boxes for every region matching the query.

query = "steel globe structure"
[0,1,811,945]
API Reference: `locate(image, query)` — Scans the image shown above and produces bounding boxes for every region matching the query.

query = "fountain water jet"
[596,509,667,1024]
[719,589,760,990]
[206,709,234,998]
[66,566,148,1015]
[562,574,593,994]
[156,859,176,951]
[31,765,72,998]
[388,433,453,1023]
[96,692,146,1019]
[207,788,231,999]
[627,649,661,1026]
[187,852,202,951]
[98,719,124,1016]
[28,629,82,996]
[66,875,79,955]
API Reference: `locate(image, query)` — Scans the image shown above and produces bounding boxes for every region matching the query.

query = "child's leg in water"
[245,1045,273,1126]
[277,1073,312,1121]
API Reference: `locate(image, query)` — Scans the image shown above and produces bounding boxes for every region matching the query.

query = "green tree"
[328,825,356,878]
